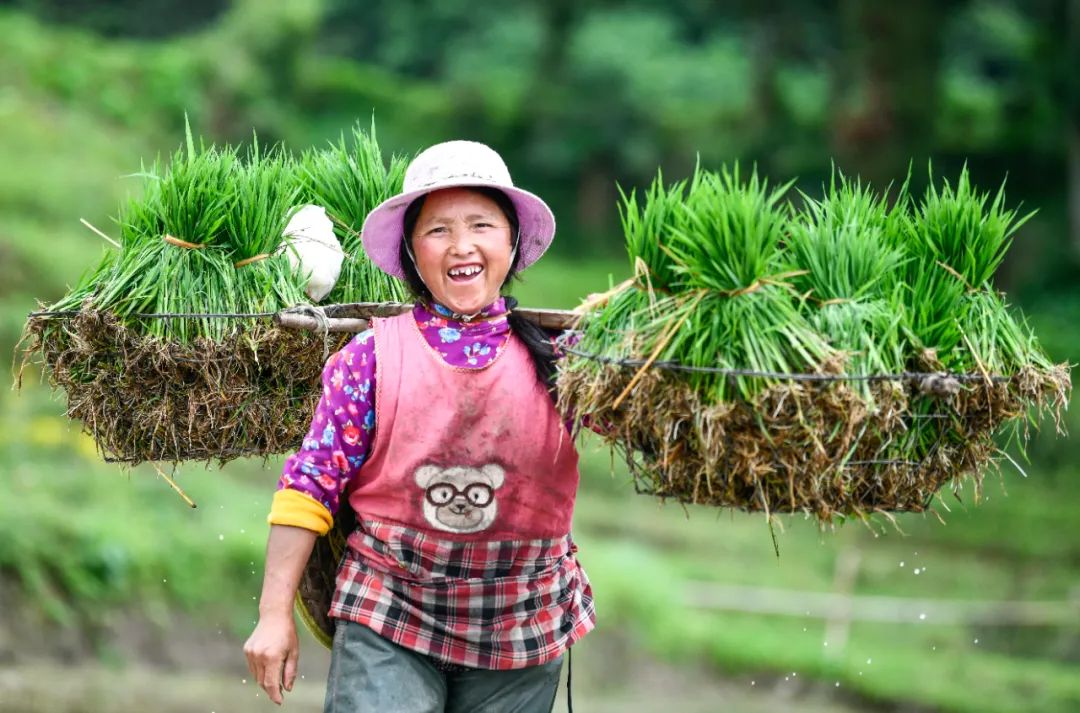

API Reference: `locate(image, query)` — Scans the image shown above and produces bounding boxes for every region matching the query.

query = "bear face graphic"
[413,464,505,534]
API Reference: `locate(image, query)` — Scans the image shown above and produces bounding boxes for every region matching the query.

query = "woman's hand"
[244,524,319,706]
[244,611,300,705]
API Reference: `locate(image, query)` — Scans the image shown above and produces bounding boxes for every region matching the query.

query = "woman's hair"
[399,187,558,395]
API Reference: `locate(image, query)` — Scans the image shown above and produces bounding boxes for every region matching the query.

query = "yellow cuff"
[267,489,333,535]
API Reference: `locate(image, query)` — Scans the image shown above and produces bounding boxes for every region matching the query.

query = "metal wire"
[557,343,1012,384]
[28,309,277,319]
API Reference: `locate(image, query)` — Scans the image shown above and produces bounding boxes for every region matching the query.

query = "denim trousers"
[323,620,564,713]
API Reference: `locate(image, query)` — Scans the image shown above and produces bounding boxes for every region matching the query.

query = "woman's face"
[410,187,514,315]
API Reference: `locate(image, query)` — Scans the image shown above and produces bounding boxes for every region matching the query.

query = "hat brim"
[360,179,556,280]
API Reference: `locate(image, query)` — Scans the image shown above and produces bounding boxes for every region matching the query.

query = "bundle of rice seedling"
[561,165,880,519]
[558,164,1070,522]
[886,168,1071,496]
[297,122,409,304]
[20,122,404,464]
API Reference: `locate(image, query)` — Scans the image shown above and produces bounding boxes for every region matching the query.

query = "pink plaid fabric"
[329,518,595,670]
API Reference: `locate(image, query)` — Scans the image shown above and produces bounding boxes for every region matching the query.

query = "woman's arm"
[243,524,317,706]
[246,330,378,705]
[268,329,378,532]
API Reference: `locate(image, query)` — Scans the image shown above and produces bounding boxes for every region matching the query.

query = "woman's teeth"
[448,265,483,280]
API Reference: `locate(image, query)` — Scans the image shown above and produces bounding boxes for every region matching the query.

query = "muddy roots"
[557,356,1070,524]
[20,311,352,464]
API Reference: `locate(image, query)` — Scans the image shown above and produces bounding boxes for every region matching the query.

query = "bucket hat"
[360,140,556,279]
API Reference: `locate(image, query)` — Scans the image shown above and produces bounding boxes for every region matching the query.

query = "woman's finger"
[243,645,258,680]
[261,656,284,705]
[283,645,299,692]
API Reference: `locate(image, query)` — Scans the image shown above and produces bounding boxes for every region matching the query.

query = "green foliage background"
[1,1,1078,711]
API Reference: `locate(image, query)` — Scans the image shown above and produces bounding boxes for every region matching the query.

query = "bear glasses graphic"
[425,482,495,508]
[414,464,505,533]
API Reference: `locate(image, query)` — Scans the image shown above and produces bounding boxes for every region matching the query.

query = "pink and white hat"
[360,140,556,279]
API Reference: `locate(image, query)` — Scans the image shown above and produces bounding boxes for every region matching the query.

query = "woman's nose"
[447,228,478,255]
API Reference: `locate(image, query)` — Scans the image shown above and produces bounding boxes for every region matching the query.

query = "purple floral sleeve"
[276,329,377,518]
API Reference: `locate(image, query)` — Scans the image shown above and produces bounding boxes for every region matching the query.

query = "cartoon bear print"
[413,463,505,534]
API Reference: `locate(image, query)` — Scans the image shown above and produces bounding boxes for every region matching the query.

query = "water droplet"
[784,676,789,682]
[914,568,921,575]
[751,681,756,686]
[240,528,246,534]
[835,682,840,687]
[973,638,979,644]
[802,627,807,632]
[218,534,225,541]
[919,613,927,620]
[866,658,872,664]
[792,672,797,677]
[823,641,829,647]
[242,679,247,684]
[858,671,863,676]
[932,646,936,651]
[899,561,905,567]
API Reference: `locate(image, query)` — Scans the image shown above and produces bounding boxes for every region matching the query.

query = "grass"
[0,385,272,638]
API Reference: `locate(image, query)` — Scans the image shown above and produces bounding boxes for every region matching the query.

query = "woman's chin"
[434,287,494,316]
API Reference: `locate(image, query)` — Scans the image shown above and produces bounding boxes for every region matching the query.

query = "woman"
[244,140,595,712]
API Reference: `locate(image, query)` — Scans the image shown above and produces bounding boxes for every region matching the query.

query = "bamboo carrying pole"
[273,302,582,333]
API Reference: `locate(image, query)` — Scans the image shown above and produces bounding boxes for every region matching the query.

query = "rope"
[233,253,272,268]
[279,304,333,361]
[162,234,204,249]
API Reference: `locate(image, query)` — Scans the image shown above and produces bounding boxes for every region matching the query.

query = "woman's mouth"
[447,264,484,283]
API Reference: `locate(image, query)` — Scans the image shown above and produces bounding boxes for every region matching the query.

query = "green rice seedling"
[298,121,408,304]
[116,158,165,252]
[156,119,237,248]
[227,136,310,330]
[226,136,301,261]
[663,164,795,293]
[898,166,1032,370]
[618,171,687,291]
[640,164,831,399]
[783,174,908,399]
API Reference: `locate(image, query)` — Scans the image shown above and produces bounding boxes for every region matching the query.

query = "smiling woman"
[246,141,593,713]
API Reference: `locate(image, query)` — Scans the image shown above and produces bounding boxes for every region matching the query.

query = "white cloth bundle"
[282,205,344,302]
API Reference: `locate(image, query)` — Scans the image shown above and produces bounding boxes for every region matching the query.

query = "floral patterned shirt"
[270,298,525,532]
